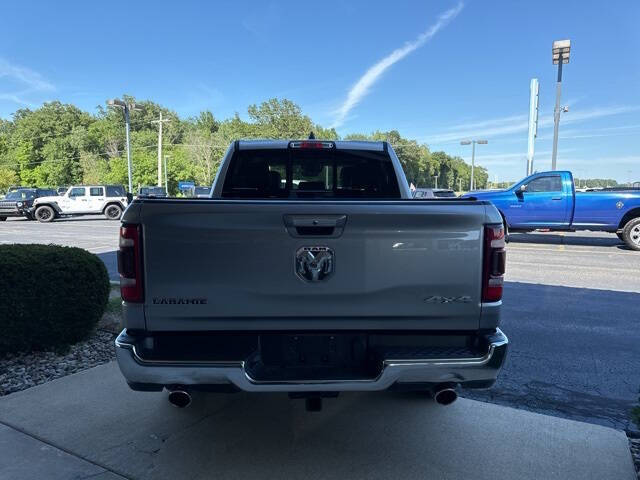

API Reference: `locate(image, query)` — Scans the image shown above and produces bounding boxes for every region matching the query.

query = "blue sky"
[1,0,639,182]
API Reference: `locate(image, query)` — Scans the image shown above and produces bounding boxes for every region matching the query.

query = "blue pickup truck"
[463,170,640,250]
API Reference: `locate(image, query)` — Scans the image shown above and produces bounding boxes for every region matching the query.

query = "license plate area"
[260,334,366,368]
[246,333,377,382]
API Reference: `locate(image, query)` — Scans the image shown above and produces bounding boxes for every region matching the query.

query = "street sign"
[178,181,195,190]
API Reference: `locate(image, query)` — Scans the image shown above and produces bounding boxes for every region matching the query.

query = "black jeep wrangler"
[0,188,59,221]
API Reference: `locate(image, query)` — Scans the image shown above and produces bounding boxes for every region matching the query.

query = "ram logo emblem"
[296,246,334,282]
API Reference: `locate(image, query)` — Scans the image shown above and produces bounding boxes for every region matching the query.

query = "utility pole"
[551,40,571,170]
[433,175,438,189]
[458,177,462,193]
[152,112,170,186]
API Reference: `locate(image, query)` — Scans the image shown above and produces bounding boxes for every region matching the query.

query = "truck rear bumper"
[115,329,508,392]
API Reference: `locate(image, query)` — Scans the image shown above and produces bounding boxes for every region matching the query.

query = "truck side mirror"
[519,184,527,192]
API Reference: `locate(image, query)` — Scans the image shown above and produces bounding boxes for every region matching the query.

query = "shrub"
[0,244,110,354]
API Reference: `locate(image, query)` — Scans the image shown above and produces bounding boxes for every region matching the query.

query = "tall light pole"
[107,99,143,193]
[461,139,488,191]
[526,78,539,175]
[433,175,438,189]
[551,39,571,170]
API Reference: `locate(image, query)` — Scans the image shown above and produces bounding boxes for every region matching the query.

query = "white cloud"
[331,2,464,128]
[0,58,54,92]
[423,104,640,145]
[0,92,37,107]
[0,58,54,107]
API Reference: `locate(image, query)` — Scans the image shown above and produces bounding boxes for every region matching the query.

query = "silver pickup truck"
[115,139,508,410]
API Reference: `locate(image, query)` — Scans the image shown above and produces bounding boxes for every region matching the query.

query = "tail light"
[118,224,143,302]
[482,224,506,302]
[289,141,335,149]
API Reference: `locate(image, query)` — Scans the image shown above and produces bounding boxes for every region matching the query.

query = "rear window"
[433,190,456,198]
[106,185,126,197]
[222,147,400,199]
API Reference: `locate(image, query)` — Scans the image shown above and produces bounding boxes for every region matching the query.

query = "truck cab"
[465,171,640,250]
[489,171,574,229]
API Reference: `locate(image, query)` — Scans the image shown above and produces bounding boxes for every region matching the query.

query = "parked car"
[32,185,128,222]
[462,170,640,250]
[114,139,509,410]
[193,186,211,198]
[0,187,59,221]
[413,188,457,199]
[138,186,168,198]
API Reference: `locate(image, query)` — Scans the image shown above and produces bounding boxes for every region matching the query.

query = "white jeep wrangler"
[32,185,129,222]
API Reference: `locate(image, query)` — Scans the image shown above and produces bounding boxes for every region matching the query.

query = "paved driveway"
[0,363,634,480]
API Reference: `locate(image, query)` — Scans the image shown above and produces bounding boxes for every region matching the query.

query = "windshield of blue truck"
[222,148,401,199]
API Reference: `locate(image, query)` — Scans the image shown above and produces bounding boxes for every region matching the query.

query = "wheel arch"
[617,207,640,230]
[35,202,61,215]
[102,201,124,213]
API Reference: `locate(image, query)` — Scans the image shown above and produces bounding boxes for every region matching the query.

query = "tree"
[6,102,92,186]
[0,96,488,194]
[185,130,219,186]
[247,98,316,138]
[0,166,18,193]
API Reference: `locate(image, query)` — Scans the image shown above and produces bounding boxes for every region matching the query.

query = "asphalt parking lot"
[2,216,639,432]
[0,216,120,280]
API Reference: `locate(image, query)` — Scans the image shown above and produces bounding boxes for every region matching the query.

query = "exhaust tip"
[168,389,192,408]
[433,388,458,406]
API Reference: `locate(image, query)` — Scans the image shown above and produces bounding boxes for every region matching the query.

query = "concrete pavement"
[0,362,634,480]
[0,424,125,480]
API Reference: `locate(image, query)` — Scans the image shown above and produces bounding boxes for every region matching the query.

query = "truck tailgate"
[139,200,487,331]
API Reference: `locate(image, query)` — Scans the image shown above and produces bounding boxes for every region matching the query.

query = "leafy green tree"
[0,166,18,193]
[0,96,487,195]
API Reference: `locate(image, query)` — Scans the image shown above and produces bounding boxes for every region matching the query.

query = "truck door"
[88,187,105,212]
[517,174,570,227]
[66,187,88,213]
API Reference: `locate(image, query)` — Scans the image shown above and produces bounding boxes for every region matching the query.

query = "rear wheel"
[104,204,122,220]
[35,205,55,223]
[621,217,640,251]
[0,216,6,221]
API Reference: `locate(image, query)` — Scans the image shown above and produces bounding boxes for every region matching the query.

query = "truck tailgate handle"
[283,215,347,237]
